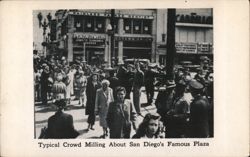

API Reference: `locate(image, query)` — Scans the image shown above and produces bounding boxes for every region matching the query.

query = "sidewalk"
[35,91,158,139]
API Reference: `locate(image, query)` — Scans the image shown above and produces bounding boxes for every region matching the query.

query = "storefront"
[56,9,156,64]
[72,33,106,65]
[115,36,153,60]
[156,9,213,65]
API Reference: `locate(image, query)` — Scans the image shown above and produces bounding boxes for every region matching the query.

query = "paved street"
[35,89,158,139]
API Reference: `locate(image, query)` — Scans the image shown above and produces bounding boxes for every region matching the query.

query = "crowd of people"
[34,53,213,139]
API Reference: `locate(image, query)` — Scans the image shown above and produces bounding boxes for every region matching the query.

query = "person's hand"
[132,122,137,131]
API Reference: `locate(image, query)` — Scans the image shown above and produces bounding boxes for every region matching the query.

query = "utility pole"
[110,9,115,64]
[165,9,176,80]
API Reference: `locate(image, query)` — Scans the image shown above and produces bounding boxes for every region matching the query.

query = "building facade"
[56,9,157,64]
[157,9,213,65]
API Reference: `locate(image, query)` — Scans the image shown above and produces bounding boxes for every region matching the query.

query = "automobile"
[124,58,150,66]
[178,61,200,72]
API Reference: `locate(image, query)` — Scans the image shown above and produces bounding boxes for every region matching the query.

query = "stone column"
[67,15,74,62]
[118,18,124,62]
[104,19,110,63]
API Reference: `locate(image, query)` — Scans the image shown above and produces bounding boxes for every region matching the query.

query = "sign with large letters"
[73,33,105,44]
[175,42,213,54]
[69,11,154,19]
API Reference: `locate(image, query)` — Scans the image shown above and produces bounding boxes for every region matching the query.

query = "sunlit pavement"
[35,90,158,139]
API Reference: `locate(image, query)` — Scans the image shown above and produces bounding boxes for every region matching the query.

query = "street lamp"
[37,12,52,57]
[106,23,113,69]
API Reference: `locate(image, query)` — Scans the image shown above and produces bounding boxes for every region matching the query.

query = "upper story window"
[94,17,105,33]
[124,19,132,34]
[142,20,151,34]
[124,19,152,35]
[133,20,142,34]
[84,17,95,32]
[84,17,105,33]
[74,16,83,32]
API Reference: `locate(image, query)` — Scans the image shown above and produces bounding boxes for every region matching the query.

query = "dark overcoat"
[46,111,79,139]
[189,96,210,138]
[85,80,102,115]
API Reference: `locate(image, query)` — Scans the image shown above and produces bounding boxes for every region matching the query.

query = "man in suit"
[132,62,144,115]
[45,100,79,139]
[144,64,158,105]
[108,70,120,98]
[188,80,210,138]
[106,86,137,139]
[125,64,134,99]
[116,61,127,88]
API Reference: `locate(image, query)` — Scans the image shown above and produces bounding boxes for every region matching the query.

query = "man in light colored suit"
[132,61,144,115]
[95,80,114,138]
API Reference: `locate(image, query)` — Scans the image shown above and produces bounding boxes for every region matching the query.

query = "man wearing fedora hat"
[155,79,176,128]
[166,79,189,138]
[188,80,211,138]
[41,100,79,139]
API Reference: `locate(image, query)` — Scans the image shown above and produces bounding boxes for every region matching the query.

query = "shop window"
[75,19,83,32]
[95,17,105,33]
[123,41,152,47]
[124,19,132,34]
[133,20,142,34]
[142,20,152,34]
[84,17,94,32]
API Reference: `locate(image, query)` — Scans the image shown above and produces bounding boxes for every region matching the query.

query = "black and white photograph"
[1,0,249,156]
[33,9,214,139]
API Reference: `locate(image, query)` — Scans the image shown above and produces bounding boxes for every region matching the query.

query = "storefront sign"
[69,11,154,19]
[176,43,197,54]
[73,33,106,40]
[175,42,213,54]
[115,36,153,41]
[197,43,212,53]
[73,33,105,45]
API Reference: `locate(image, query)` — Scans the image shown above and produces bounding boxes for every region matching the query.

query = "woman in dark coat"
[40,65,50,106]
[85,73,101,131]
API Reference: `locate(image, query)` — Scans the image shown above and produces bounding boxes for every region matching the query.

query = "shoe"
[100,135,105,138]
[90,127,95,130]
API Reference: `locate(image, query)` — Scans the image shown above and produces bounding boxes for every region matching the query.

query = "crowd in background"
[34,52,213,139]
